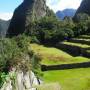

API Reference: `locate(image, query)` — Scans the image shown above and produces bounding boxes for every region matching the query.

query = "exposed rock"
[7,0,53,37]
[74,0,90,20]
[0,19,10,37]
[1,68,40,90]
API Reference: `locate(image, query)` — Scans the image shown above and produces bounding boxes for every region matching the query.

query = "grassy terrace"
[87,50,90,53]
[30,44,90,65]
[78,35,90,39]
[62,42,90,48]
[69,38,90,45]
[72,38,90,41]
[30,44,90,90]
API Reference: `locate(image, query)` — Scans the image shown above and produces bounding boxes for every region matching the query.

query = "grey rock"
[74,0,90,20]
[0,19,10,37]
[7,0,53,37]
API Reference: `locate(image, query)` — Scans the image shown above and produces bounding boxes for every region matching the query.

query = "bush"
[0,34,41,72]
[0,34,42,87]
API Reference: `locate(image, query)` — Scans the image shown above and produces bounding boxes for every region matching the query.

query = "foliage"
[26,16,74,44]
[31,43,90,65]
[0,72,7,88]
[0,34,40,72]
[74,13,90,36]
[24,13,90,45]
[0,34,42,87]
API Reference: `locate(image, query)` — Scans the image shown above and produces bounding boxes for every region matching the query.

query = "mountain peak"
[7,0,50,37]
[56,9,76,19]
[74,0,90,19]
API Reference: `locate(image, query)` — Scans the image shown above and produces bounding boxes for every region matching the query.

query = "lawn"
[43,68,90,90]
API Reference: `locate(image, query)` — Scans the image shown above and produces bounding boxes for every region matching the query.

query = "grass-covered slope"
[30,43,90,90]
[78,35,90,39]
[57,36,90,58]
[30,44,90,65]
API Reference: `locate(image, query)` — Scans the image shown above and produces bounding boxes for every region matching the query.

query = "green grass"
[43,68,90,90]
[87,50,90,53]
[63,42,90,48]
[78,35,90,39]
[30,44,90,65]
[30,43,90,90]
[37,83,61,90]
[72,38,90,41]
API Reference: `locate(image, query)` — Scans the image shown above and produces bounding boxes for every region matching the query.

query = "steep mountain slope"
[0,19,10,37]
[74,0,90,19]
[7,0,54,37]
[56,9,76,19]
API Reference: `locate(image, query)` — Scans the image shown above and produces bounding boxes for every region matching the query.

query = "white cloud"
[0,0,82,20]
[46,0,82,12]
[0,13,13,20]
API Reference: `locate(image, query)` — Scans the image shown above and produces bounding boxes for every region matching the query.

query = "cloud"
[0,0,82,20]
[46,0,82,12]
[0,13,13,20]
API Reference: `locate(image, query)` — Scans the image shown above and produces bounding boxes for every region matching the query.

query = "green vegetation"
[0,35,41,87]
[1,13,90,90]
[63,42,90,48]
[24,13,90,45]
[37,83,61,90]
[30,43,90,90]
[30,44,90,65]
[78,35,90,39]
[0,35,31,72]
[43,68,90,90]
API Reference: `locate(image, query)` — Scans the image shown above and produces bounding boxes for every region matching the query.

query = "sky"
[0,0,82,20]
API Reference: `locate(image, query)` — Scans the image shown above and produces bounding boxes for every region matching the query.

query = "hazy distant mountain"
[56,9,76,19]
[0,19,10,37]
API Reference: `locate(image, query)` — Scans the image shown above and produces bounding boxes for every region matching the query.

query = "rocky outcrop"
[7,0,53,37]
[74,0,90,19]
[0,19,10,37]
[1,68,41,90]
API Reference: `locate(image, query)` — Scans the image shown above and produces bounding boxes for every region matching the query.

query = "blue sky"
[0,0,22,13]
[0,0,82,20]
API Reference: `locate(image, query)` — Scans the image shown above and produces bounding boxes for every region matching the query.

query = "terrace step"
[78,35,90,39]
[56,42,90,58]
[69,38,90,45]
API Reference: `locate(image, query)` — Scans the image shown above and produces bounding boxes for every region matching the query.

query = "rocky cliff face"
[0,19,10,37]
[74,0,90,19]
[7,0,52,37]
[1,68,40,90]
